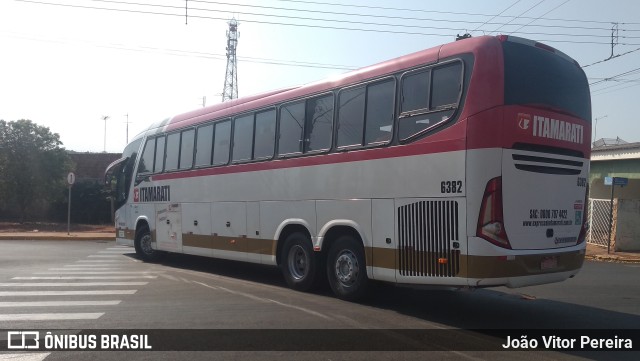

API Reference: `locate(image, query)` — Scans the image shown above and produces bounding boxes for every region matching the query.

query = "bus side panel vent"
[397,200,460,277]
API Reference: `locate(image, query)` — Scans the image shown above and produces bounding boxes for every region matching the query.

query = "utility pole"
[222,18,239,102]
[610,23,619,59]
[124,113,132,144]
[101,115,110,152]
[593,115,608,145]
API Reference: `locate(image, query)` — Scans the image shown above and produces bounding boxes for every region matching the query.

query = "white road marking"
[0,352,50,361]
[13,276,157,280]
[0,290,137,296]
[48,268,121,271]
[87,255,126,258]
[76,260,134,263]
[63,263,126,268]
[34,271,161,275]
[194,281,332,321]
[0,301,121,307]
[0,282,148,287]
[0,313,104,321]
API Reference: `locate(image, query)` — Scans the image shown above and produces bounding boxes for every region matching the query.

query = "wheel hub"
[140,234,154,255]
[335,251,359,285]
[288,245,308,280]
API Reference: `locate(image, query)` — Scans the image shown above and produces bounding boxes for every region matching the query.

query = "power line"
[589,67,640,86]
[592,81,640,96]
[0,30,359,70]
[15,0,640,45]
[77,0,621,38]
[471,0,523,35]
[509,0,571,34]
[83,0,640,35]
[193,0,625,32]
[582,46,640,68]
[271,0,640,26]
[490,0,547,35]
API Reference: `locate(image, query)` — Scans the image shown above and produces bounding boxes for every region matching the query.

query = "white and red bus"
[105,35,591,300]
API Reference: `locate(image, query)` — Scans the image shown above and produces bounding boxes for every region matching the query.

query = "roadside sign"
[67,172,76,186]
[604,177,628,186]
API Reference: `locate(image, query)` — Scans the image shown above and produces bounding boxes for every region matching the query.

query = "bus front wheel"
[280,232,318,291]
[135,226,161,262]
[327,236,368,301]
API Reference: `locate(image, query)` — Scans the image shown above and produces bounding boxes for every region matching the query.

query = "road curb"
[584,254,640,263]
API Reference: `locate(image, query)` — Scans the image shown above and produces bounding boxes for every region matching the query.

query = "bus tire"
[280,232,318,291]
[326,235,368,301]
[134,226,161,262]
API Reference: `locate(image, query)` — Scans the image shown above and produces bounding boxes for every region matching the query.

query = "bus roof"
[157,36,503,133]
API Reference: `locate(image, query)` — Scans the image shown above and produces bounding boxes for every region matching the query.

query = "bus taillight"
[477,177,512,249]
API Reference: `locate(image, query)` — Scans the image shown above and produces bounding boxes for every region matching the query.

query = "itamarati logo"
[134,185,170,203]
[518,113,584,145]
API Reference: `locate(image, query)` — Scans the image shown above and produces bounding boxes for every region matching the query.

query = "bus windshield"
[105,138,141,209]
[503,41,591,121]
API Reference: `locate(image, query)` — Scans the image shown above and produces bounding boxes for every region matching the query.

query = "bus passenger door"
[155,203,183,252]
[211,202,247,261]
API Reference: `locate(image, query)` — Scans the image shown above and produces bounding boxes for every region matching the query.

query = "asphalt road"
[0,239,638,361]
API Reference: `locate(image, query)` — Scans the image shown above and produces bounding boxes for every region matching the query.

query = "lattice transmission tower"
[221,19,239,102]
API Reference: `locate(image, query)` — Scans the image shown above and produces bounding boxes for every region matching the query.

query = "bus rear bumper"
[471,270,579,288]
[464,246,586,288]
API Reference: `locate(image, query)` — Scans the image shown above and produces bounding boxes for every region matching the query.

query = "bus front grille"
[397,200,460,277]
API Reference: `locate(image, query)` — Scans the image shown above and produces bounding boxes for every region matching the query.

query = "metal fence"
[587,198,613,247]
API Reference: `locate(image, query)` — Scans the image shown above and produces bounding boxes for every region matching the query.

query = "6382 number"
[441,180,463,194]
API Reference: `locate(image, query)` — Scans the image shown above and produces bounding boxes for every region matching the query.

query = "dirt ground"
[0,222,114,233]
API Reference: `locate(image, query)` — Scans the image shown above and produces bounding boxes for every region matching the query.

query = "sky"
[1,0,639,153]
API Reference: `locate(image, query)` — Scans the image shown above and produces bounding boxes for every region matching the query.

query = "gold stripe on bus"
[366,247,583,278]
[182,234,276,256]
[366,247,396,270]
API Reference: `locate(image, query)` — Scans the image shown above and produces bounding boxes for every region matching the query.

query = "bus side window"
[138,138,155,174]
[179,129,195,170]
[304,94,333,152]
[254,109,276,159]
[365,79,394,145]
[337,86,365,148]
[153,136,165,173]
[278,102,305,156]
[213,120,231,166]
[399,61,462,141]
[401,70,430,114]
[233,114,254,162]
[165,132,180,171]
[431,62,462,108]
[195,124,214,167]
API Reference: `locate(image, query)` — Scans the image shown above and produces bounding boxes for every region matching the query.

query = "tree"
[0,119,71,222]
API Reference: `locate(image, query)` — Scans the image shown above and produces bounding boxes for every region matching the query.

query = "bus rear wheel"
[135,226,161,262]
[280,232,318,291]
[327,236,368,301]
